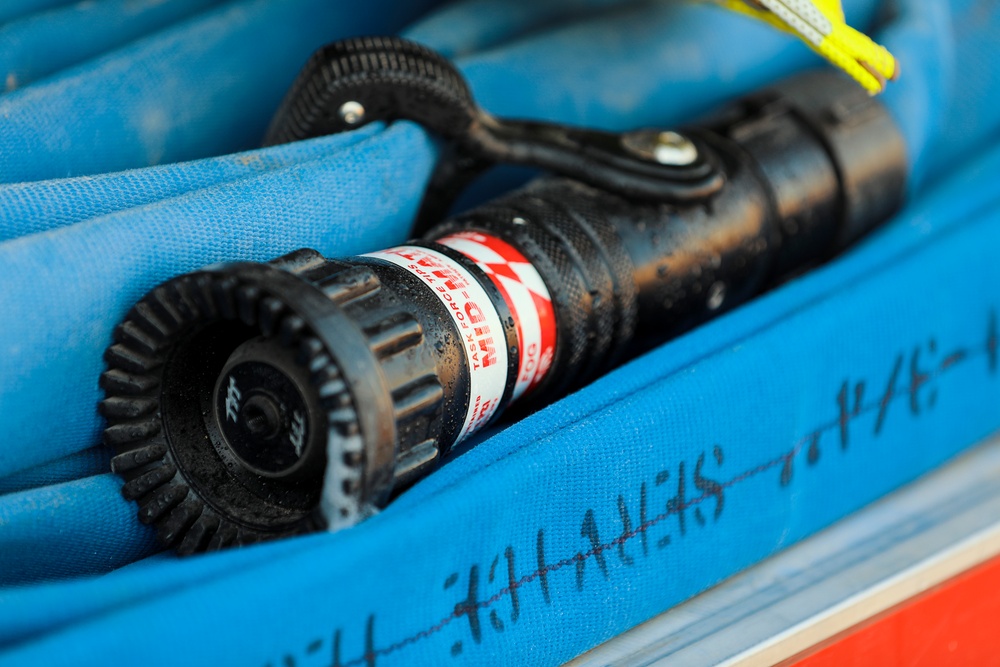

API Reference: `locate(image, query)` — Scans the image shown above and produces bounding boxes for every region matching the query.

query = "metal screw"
[620,129,698,166]
[338,101,366,126]
[240,394,283,440]
[653,131,698,166]
[707,281,726,310]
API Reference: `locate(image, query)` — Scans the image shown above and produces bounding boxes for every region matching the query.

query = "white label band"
[437,231,556,401]
[365,245,508,440]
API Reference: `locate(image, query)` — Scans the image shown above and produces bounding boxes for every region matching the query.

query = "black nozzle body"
[100,71,905,553]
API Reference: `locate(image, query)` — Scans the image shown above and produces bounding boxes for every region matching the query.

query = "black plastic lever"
[263,36,725,223]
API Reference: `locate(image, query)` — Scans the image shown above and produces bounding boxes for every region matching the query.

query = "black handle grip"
[264,35,725,223]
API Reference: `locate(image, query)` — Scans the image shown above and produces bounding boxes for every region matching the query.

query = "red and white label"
[365,245,508,440]
[437,231,556,401]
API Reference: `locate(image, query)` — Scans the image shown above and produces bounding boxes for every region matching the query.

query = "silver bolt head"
[620,129,699,166]
[707,281,726,310]
[338,101,366,126]
[653,131,698,166]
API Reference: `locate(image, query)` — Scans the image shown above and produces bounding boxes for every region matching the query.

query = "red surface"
[437,230,557,396]
[788,554,1000,666]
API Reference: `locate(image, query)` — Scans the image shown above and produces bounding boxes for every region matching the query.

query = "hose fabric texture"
[0,0,998,665]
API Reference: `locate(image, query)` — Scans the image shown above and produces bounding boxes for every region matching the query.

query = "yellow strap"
[715,0,898,94]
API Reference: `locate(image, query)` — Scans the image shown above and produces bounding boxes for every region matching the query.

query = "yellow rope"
[715,0,898,94]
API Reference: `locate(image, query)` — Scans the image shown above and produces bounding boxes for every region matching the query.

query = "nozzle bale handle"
[262,35,726,226]
[100,52,905,554]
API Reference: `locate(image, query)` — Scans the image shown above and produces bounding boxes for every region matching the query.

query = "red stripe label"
[438,231,556,400]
